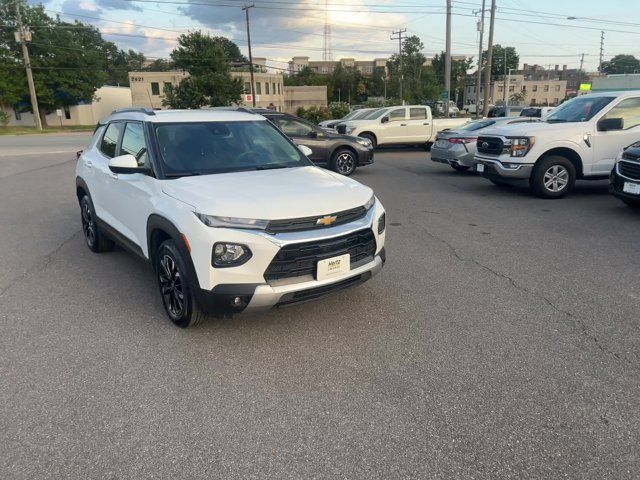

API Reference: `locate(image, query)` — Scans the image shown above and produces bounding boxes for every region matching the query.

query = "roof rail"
[111,107,156,116]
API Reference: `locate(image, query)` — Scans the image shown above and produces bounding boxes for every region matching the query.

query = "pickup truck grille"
[266,206,367,234]
[618,160,640,181]
[336,124,347,134]
[264,229,376,281]
[477,136,505,155]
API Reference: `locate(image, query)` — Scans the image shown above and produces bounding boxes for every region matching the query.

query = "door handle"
[423,122,430,125]
[84,160,92,168]
[400,123,407,126]
[109,172,118,180]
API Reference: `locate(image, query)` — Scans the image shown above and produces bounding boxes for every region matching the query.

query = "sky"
[32,0,640,74]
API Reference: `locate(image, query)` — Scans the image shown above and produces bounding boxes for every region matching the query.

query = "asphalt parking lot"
[1,133,639,479]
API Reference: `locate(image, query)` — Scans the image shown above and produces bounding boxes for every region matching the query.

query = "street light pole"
[444,0,452,117]
[482,0,496,117]
[242,3,256,107]
[15,0,42,130]
[474,0,485,119]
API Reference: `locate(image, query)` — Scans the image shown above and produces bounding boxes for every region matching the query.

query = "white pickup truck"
[338,105,468,149]
[474,91,640,198]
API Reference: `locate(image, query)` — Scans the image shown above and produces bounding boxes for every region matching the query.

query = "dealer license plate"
[317,254,350,281]
[476,163,485,173]
[623,182,640,195]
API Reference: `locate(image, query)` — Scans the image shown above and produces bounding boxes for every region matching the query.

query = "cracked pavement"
[1,135,639,479]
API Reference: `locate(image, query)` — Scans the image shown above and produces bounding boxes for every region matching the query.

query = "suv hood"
[161,166,372,219]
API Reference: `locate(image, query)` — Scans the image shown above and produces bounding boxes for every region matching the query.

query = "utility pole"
[474,0,485,118]
[482,0,496,117]
[242,3,256,107]
[547,64,552,106]
[502,48,507,104]
[391,28,406,103]
[599,31,604,74]
[444,0,452,117]
[15,0,42,130]
[579,53,585,84]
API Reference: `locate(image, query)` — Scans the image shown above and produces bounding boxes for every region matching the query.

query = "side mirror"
[381,116,389,124]
[298,145,313,157]
[307,130,318,138]
[108,154,146,174]
[597,117,623,131]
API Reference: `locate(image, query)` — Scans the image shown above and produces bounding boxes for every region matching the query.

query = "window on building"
[410,108,427,120]
[544,85,549,92]
[555,85,561,91]
[63,105,71,119]
[265,82,270,95]
[244,82,251,93]
[321,67,328,73]
[255,82,262,95]
[151,82,160,96]
[532,85,538,92]
[498,86,503,92]
[601,97,640,130]
[272,83,276,95]
[509,86,515,92]
[531,99,537,105]
[554,98,559,104]
[100,122,124,158]
[277,83,281,94]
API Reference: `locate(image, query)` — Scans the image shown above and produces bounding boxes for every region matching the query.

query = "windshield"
[341,110,359,121]
[154,120,310,176]
[545,96,614,123]
[364,109,389,120]
[351,109,374,120]
[459,120,496,131]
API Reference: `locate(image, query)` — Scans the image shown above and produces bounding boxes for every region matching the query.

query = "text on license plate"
[476,163,485,173]
[623,182,640,195]
[316,254,350,281]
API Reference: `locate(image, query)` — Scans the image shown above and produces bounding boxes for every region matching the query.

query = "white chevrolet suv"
[76,108,386,327]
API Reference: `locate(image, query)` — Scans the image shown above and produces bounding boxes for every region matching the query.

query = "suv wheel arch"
[146,215,199,286]
[76,176,90,204]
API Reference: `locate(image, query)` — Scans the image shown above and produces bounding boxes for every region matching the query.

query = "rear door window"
[410,108,427,120]
[100,122,124,158]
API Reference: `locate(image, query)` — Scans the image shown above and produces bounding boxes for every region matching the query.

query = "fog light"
[212,243,252,267]
[377,212,386,234]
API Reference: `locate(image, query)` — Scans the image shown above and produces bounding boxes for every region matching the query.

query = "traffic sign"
[440,90,449,100]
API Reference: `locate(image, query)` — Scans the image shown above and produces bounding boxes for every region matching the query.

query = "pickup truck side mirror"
[109,154,149,174]
[597,117,623,131]
[381,116,389,124]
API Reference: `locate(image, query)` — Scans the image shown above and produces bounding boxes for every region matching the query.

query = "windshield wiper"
[546,118,568,123]
[253,164,291,170]
[164,172,202,178]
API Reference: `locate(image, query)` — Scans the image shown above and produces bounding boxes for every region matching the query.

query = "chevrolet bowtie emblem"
[316,215,337,226]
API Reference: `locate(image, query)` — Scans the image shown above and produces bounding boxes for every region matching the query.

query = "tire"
[530,155,576,199]
[156,240,207,328]
[622,197,640,208]
[80,194,114,253]
[331,148,357,176]
[451,164,470,172]
[360,133,376,149]
[424,142,433,151]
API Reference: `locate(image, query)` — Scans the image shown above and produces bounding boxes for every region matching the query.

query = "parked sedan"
[431,117,539,172]
[610,141,640,208]
[257,110,374,176]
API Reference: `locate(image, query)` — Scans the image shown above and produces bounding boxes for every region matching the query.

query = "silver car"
[431,117,539,172]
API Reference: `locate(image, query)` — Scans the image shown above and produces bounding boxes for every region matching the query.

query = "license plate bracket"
[623,182,640,195]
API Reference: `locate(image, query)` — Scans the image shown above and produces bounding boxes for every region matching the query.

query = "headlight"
[356,137,372,147]
[364,194,375,211]
[507,137,535,157]
[195,212,268,230]
[212,243,252,267]
[345,126,355,134]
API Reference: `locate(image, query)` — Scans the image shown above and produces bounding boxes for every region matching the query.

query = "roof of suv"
[103,108,263,124]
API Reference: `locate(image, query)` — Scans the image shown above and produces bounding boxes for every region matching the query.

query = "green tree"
[601,54,640,74]
[482,44,519,80]
[0,0,144,125]
[331,64,364,103]
[163,32,244,109]
[387,35,430,103]
[143,59,174,72]
[431,52,473,106]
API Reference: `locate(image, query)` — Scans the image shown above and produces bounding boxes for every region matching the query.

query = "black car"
[610,141,640,208]
[255,110,374,176]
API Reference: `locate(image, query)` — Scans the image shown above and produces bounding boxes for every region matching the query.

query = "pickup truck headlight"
[356,137,372,147]
[345,126,356,135]
[508,137,535,157]
[195,213,268,230]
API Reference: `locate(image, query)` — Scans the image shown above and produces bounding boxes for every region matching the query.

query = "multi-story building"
[288,56,388,76]
[464,74,568,110]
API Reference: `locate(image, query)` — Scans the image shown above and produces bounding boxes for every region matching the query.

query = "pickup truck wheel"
[331,148,357,176]
[156,240,206,328]
[80,194,114,253]
[424,142,433,151]
[360,133,376,149]
[530,156,576,198]
[451,164,469,172]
